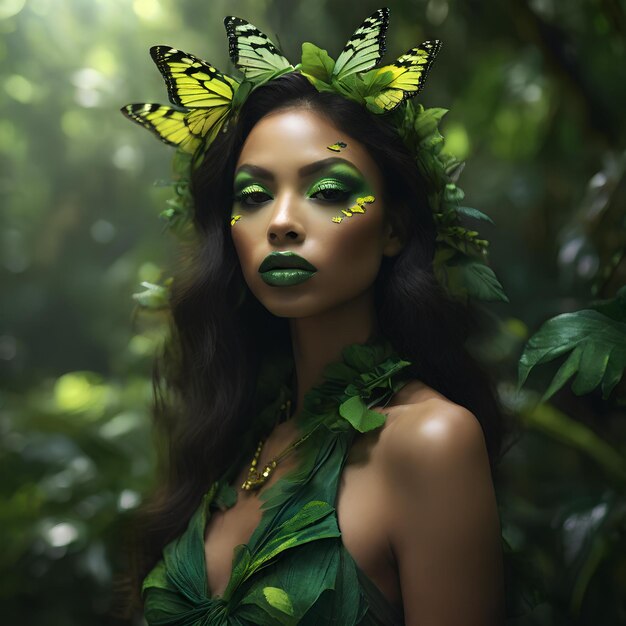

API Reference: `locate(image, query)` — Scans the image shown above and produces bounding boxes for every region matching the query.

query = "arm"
[382,402,505,625]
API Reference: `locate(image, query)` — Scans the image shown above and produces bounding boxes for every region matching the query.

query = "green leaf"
[518,309,626,401]
[238,541,339,624]
[419,133,445,153]
[172,148,192,176]
[132,281,170,310]
[300,42,335,83]
[232,80,253,109]
[332,74,366,102]
[223,544,252,600]
[357,359,411,391]
[278,500,334,535]
[360,68,395,92]
[443,183,465,203]
[539,348,582,403]
[456,205,495,224]
[250,500,340,571]
[339,396,386,432]
[343,383,361,397]
[141,559,168,593]
[601,354,626,400]
[446,258,509,303]
[413,106,448,141]
[263,587,294,616]
[363,96,385,114]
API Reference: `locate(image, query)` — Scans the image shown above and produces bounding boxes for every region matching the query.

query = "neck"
[288,287,379,417]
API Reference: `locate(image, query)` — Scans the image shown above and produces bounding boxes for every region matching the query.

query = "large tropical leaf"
[518,307,626,402]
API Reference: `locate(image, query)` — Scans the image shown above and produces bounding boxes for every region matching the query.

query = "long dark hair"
[122,71,507,612]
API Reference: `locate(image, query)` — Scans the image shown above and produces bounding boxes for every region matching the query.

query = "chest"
[203,432,401,606]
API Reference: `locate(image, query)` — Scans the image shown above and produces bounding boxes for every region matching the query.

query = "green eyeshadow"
[306,164,370,197]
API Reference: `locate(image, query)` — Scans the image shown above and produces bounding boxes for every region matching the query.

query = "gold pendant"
[241,459,277,491]
[241,438,278,491]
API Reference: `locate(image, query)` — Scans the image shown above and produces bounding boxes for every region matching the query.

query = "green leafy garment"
[142,337,411,625]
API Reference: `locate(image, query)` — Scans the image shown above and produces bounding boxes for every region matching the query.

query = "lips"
[258,251,317,273]
[258,251,318,287]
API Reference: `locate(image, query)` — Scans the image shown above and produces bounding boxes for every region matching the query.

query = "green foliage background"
[1,0,624,624]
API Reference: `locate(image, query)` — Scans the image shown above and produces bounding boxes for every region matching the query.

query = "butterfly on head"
[121,20,294,156]
[121,46,241,155]
[299,7,441,114]
[224,15,293,84]
[361,39,442,113]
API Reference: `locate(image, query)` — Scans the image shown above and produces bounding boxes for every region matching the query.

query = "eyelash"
[233,180,352,207]
[234,185,269,207]
[309,180,351,204]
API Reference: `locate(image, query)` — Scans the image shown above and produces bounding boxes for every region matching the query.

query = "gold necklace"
[241,399,317,491]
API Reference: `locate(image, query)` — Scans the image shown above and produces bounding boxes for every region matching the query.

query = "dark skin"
[204,108,505,624]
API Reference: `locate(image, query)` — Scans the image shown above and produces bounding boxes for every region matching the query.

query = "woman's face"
[230,107,402,318]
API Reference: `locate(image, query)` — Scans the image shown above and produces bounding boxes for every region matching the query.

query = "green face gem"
[357,195,375,205]
[331,194,376,223]
[348,194,376,214]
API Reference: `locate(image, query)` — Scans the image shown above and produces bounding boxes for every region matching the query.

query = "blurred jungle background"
[1,0,624,624]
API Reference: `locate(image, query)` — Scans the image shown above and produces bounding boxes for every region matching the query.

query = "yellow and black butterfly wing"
[333,7,389,81]
[150,45,239,110]
[224,16,293,84]
[121,103,201,153]
[364,40,441,113]
[185,106,232,146]
[122,46,240,153]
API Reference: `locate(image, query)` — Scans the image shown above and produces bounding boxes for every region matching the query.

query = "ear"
[382,220,404,257]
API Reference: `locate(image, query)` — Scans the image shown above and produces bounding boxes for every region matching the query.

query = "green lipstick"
[259,251,317,287]
[260,268,316,286]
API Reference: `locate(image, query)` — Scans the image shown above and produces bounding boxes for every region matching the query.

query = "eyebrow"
[234,157,362,181]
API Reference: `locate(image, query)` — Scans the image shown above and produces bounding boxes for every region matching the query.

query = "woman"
[124,9,506,625]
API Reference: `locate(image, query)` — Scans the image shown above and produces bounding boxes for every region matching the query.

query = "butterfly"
[332,7,389,80]
[224,15,294,84]
[327,141,348,152]
[121,46,242,154]
[300,7,389,90]
[361,39,442,113]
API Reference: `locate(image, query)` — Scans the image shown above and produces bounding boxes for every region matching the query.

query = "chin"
[253,283,375,321]
[256,291,330,319]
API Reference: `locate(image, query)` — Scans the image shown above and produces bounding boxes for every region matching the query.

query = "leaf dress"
[142,337,410,625]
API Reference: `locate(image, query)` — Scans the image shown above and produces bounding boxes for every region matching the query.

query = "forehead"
[235,108,382,184]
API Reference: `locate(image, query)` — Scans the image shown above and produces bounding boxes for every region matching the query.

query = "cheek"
[322,213,385,278]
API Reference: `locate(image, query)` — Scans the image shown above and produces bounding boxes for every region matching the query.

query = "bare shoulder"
[373,380,504,624]
[378,379,489,479]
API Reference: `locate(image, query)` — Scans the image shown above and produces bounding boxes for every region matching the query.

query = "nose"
[267,190,305,244]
